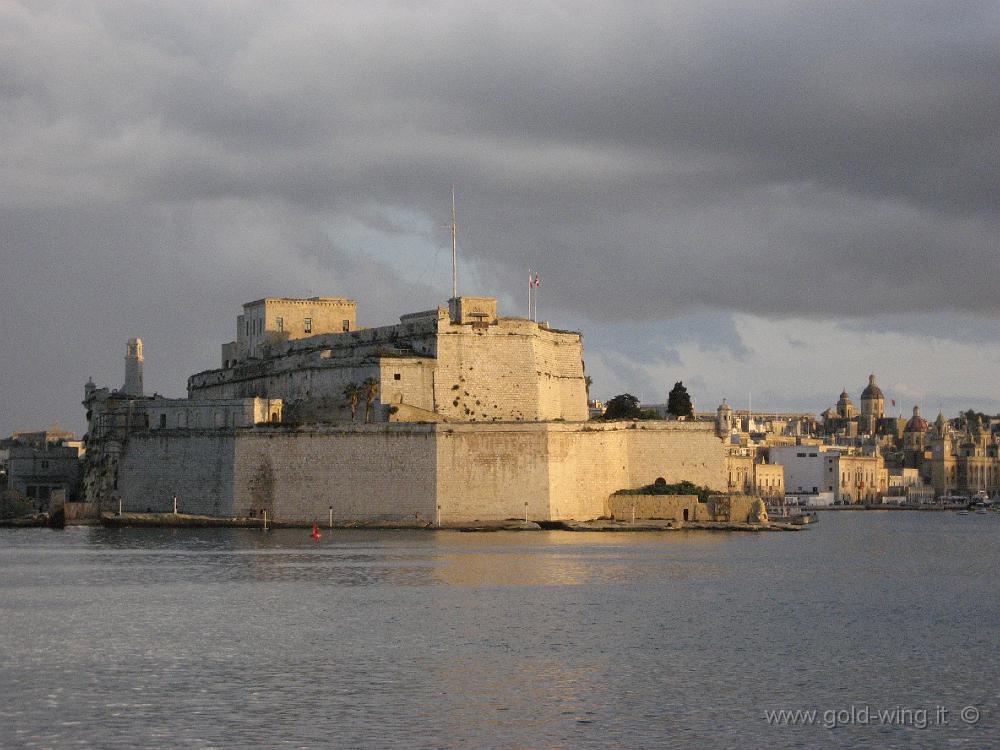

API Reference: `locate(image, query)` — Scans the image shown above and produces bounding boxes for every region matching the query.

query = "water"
[1,512,998,749]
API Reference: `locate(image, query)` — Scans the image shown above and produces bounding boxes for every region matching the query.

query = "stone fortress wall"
[112,421,725,522]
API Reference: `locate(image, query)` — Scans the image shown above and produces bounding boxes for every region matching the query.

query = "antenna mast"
[450,187,458,299]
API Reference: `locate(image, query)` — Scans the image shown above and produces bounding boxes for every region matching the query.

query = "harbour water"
[1,512,998,748]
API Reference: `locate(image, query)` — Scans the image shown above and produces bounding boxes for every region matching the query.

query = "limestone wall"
[436,425,551,522]
[604,494,705,521]
[621,422,728,490]
[432,319,587,423]
[101,420,726,523]
[117,432,236,516]
[233,426,437,522]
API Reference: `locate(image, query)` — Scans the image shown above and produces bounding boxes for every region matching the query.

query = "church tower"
[122,338,144,397]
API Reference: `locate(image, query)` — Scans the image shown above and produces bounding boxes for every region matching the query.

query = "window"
[304,318,312,333]
[394,373,401,380]
[159,414,167,429]
[342,319,350,332]
[245,320,250,336]
[276,317,283,332]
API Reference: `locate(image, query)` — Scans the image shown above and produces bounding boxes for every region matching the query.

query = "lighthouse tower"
[122,338,144,397]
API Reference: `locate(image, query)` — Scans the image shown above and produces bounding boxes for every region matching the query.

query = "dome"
[861,374,884,401]
[905,405,929,433]
[838,389,851,401]
[717,398,732,414]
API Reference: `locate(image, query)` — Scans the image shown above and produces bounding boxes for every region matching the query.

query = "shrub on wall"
[613,480,720,503]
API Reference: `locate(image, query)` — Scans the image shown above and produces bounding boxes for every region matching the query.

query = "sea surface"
[1,512,998,749]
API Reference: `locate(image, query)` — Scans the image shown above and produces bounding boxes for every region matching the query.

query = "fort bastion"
[83,295,727,522]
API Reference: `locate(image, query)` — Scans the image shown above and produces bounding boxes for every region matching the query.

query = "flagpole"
[450,187,458,300]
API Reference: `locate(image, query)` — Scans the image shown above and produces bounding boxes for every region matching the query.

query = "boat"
[957,510,970,516]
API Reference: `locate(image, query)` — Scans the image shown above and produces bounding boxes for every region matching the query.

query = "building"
[191,296,588,424]
[926,413,1000,498]
[82,294,729,523]
[223,297,358,365]
[768,444,887,504]
[4,429,83,508]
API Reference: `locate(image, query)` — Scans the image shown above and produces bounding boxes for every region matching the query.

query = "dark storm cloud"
[1,0,999,432]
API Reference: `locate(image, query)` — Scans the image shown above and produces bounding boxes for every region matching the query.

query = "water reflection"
[3,515,999,748]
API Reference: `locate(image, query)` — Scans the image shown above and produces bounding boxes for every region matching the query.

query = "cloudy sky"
[2,0,999,436]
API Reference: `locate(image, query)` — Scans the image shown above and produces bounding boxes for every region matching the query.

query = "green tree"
[343,383,362,421]
[362,377,380,423]
[584,375,593,399]
[603,393,641,420]
[666,381,694,418]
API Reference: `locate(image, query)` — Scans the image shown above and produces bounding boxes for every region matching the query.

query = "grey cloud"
[2,0,999,434]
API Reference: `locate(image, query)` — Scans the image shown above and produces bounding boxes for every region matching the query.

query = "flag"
[891,399,896,407]
[533,273,541,288]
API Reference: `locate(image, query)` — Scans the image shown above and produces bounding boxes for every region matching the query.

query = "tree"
[666,381,694,418]
[343,383,362,421]
[584,375,593,399]
[603,393,641,420]
[362,378,380,423]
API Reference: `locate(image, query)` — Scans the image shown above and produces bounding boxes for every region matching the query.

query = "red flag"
[891,399,896,407]
[533,273,541,288]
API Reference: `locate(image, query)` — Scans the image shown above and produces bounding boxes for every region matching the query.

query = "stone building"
[5,429,83,507]
[926,413,1000,498]
[859,374,884,435]
[768,444,887,504]
[191,296,588,424]
[82,294,729,522]
[223,297,358,365]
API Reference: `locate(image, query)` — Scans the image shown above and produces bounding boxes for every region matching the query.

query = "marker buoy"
[310,522,322,541]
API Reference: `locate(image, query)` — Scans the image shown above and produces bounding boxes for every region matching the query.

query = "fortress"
[82,295,727,523]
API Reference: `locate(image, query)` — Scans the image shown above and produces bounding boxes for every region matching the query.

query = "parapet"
[448,296,497,326]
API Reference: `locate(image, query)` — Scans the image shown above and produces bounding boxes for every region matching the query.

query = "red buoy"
[310,522,321,540]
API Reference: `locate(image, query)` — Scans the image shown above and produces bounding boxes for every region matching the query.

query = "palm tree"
[343,383,362,421]
[362,377,380,423]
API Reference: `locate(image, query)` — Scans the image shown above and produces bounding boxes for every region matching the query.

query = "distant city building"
[3,427,83,508]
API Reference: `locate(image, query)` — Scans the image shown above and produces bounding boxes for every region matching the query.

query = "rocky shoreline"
[1,511,805,532]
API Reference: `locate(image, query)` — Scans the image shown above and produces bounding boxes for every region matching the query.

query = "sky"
[2,0,999,437]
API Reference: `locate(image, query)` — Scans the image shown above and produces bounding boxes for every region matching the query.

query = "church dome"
[861,374,884,401]
[717,398,732,414]
[905,405,929,433]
